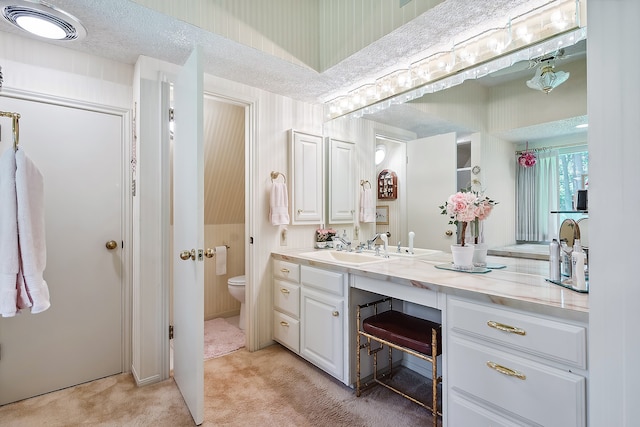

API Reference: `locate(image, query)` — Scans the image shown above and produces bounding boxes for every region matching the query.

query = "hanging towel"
[16,149,50,314]
[0,148,22,317]
[215,246,227,276]
[359,187,376,223]
[269,182,290,226]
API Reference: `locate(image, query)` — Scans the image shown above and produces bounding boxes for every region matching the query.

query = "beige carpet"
[204,317,245,359]
[0,344,438,426]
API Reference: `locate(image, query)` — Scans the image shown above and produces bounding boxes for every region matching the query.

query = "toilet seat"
[228,275,246,286]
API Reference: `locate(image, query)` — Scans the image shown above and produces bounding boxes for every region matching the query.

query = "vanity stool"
[356,297,442,426]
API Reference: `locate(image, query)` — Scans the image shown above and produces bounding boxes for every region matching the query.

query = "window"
[557,147,588,211]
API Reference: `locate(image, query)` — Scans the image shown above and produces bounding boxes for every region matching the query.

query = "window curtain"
[516,150,559,242]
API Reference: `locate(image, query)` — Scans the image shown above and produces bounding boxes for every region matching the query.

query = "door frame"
[160,83,259,373]
[0,87,132,375]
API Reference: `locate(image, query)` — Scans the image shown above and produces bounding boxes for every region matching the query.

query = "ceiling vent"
[1,1,86,40]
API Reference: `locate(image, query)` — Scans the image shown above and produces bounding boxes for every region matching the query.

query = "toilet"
[227,275,246,330]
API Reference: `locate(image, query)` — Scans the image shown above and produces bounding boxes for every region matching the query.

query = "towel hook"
[271,171,286,183]
[0,110,20,151]
[360,179,371,189]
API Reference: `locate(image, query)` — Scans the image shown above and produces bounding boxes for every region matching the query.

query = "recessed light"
[1,0,86,40]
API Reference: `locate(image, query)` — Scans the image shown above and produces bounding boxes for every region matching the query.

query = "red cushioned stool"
[356,297,442,427]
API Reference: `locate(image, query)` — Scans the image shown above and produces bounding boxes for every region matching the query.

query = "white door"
[0,97,123,405]
[407,133,457,252]
[172,47,205,425]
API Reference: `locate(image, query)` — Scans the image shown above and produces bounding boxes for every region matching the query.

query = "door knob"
[105,240,118,250]
[204,248,215,258]
[180,249,196,260]
[445,230,453,236]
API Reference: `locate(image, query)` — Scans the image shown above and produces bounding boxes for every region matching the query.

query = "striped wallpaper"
[132,0,443,71]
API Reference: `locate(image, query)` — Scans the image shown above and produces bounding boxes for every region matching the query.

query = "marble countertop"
[271,248,589,321]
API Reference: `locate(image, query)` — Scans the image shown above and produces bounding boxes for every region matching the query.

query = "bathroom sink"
[361,247,443,258]
[297,250,390,266]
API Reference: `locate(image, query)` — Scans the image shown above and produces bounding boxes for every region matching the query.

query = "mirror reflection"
[325,39,587,256]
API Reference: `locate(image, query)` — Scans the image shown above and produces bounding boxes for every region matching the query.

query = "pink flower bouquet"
[440,190,498,246]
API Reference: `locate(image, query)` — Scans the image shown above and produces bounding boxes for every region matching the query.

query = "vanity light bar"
[325,0,583,120]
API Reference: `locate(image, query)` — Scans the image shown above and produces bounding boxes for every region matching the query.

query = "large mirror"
[324,38,587,255]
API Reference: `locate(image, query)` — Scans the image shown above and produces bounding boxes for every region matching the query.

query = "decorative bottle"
[571,239,587,290]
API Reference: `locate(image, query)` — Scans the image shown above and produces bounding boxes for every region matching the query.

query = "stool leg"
[356,307,362,397]
[431,328,438,427]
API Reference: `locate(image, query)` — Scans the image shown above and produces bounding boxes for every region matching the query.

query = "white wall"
[588,0,640,425]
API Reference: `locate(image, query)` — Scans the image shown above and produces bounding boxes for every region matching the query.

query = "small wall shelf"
[378,169,397,200]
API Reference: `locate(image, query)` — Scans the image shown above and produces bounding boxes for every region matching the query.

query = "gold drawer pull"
[486,361,526,380]
[280,321,290,327]
[280,288,290,294]
[280,268,290,273]
[487,320,526,336]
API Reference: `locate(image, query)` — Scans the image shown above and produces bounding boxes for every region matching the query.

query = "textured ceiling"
[0,0,585,142]
[0,0,551,103]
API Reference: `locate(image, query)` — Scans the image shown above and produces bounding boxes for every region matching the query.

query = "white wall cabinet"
[328,138,355,224]
[290,130,324,224]
[446,296,588,427]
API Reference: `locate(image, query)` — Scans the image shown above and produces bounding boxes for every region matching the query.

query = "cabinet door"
[290,130,324,224]
[329,139,355,223]
[300,288,344,380]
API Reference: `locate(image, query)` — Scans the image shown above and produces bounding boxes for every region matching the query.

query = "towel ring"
[271,171,286,183]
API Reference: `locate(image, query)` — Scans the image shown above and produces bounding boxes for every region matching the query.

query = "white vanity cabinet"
[290,130,324,224]
[300,265,347,381]
[446,296,588,427]
[272,259,301,353]
[328,138,355,223]
[272,259,350,384]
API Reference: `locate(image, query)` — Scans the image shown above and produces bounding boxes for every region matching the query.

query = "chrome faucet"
[332,235,352,252]
[367,231,390,250]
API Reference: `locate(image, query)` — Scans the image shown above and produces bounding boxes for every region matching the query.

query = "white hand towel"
[0,148,22,317]
[16,149,50,314]
[215,245,227,276]
[269,182,290,226]
[359,187,376,223]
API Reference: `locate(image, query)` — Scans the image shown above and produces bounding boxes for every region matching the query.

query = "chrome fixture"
[332,236,352,252]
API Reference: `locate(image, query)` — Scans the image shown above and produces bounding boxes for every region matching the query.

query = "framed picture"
[376,206,389,225]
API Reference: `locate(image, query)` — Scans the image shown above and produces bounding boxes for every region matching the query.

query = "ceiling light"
[1,1,86,40]
[526,61,570,93]
[325,0,582,119]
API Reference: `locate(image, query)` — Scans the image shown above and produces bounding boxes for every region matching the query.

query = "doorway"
[170,94,247,369]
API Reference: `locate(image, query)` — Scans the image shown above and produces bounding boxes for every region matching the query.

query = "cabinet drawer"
[273,279,300,318]
[448,297,586,368]
[449,392,525,427]
[449,336,586,427]
[273,310,299,353]
[273,260,300,283]
[300,265,345,296]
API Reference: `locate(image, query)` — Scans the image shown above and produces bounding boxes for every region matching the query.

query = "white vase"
[473,243,488,267]
[451,244,475,269]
